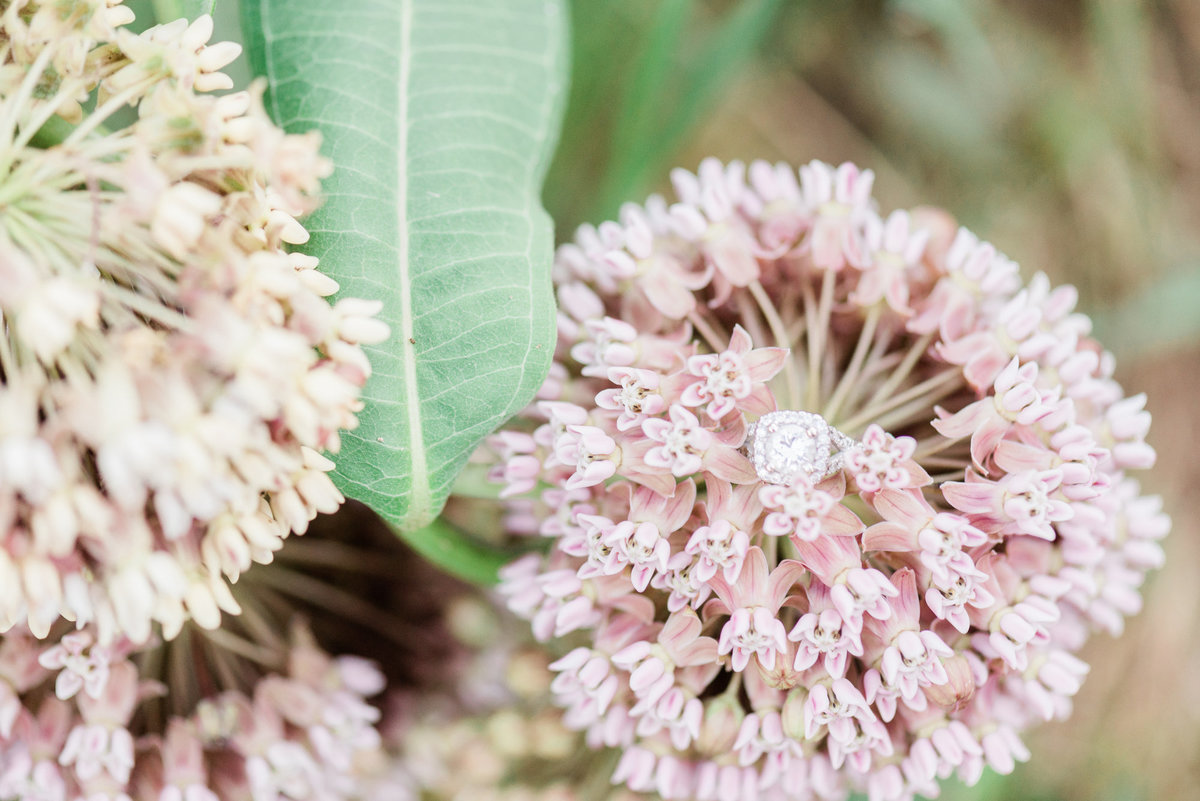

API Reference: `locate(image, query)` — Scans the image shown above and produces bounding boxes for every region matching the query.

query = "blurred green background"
[196,0,1197,798]
[543,2,1200,800]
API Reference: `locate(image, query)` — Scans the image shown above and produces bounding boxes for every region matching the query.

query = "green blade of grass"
[596,0,695,215]
[592,0,783,220]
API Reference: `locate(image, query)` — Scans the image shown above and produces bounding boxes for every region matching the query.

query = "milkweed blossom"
[490,158,1169,800]
[0,1,388,646]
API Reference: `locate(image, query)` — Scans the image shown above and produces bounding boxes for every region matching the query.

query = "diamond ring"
[745,410,856,485]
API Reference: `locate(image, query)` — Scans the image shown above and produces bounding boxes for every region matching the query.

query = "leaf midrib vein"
[396,0,431,526]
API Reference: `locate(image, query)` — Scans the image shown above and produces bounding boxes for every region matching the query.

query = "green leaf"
[242,0,567,531]
[152,0,215,22]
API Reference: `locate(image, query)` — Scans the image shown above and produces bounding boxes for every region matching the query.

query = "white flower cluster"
[0,2,388,644]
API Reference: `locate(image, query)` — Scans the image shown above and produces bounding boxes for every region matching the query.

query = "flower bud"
[506,649,554,699]
[781,686,810,742]
[696,694,744,756]
[529,710,576,761]
[923,654,977,710]
[486,709,530,758]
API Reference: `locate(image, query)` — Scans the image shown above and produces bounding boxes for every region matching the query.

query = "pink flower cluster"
[0,626,393,801]
[492,159,1168,801]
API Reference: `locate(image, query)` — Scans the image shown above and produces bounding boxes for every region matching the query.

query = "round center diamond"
[748,410,852,485]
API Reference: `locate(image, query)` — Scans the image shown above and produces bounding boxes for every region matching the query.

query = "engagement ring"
[746,410,856,485]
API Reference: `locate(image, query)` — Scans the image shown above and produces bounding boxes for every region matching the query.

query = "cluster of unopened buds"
[492,157,1169,800]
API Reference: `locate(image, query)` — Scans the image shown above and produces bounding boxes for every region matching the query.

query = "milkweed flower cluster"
[0,623,400,801]
[490,158,1169,800]
[0,1,388,646]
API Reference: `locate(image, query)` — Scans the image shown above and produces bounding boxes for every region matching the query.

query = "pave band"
[746,410,856,485]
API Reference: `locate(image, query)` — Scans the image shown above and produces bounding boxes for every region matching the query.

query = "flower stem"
[865,331,934,410]
[276,537,418,578]
[168,625,199,716]
[0,46,55,175]
[748,280,801,410]
[912,435,963,460]
[824,304,880,425]
[802,270,835,410]
[65,79,156,146]
[840,368,961,433]
[764,532,779,567]
[249,563,431,642]
[851,381,962,435]
[735,288,769,350]
[201,625,287,669]
[688,308,728,353]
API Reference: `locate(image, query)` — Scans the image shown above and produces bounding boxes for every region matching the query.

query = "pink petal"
[744,347,789,381]
[740,384,777,416]
[889,567,920,622]
[790,535,862,586]
[872,488,933,528]
[711,239,761,287]
[942,480,999,515]
[660,478,698,531]
[642,418,673,441]
[969,419,1010,469]
[705,444,758,483]
[932,400,990,440]
[825,503,866,536]
[727,324,753,355]
[766,559,807,611]
[862,521,917,552]
[640,268,697,318]
[624,469,679,498]
[731,547,769,607]
[676,637,719,666]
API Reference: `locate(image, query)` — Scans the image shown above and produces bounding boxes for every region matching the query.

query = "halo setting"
[747,410,856,485]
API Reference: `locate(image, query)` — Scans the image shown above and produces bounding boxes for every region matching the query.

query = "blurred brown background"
[542,2,1200,799]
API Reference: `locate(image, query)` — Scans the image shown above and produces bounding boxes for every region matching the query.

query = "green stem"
[153,0,216,23]
[396,517,530,586]
[0,46,55,176]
